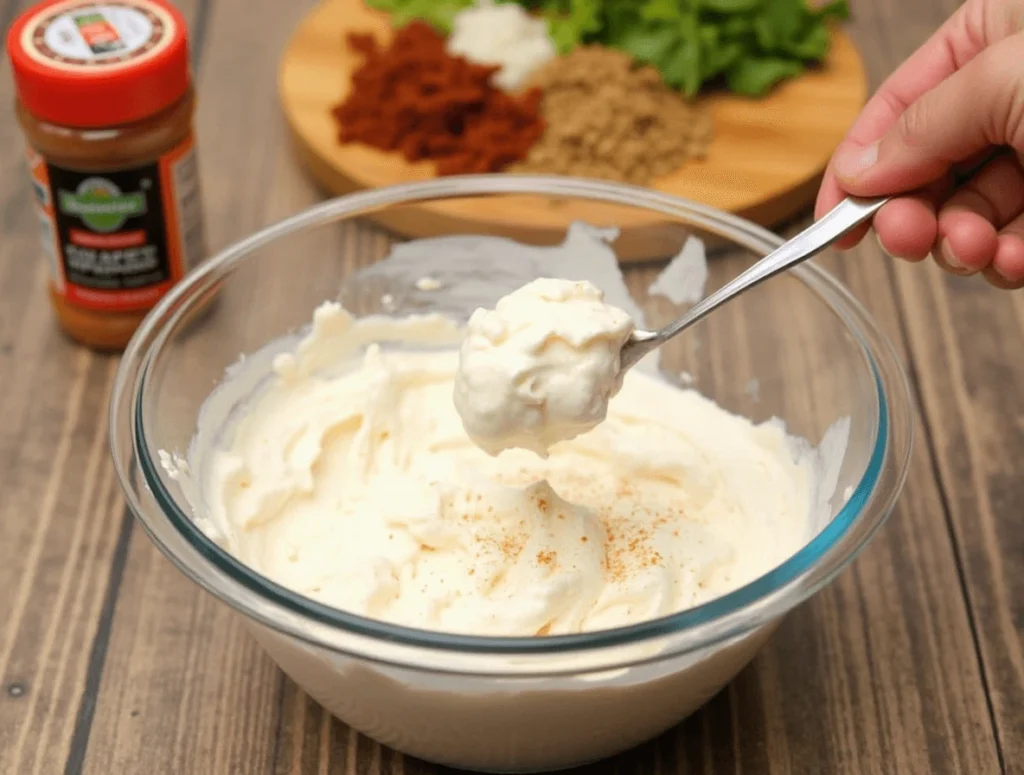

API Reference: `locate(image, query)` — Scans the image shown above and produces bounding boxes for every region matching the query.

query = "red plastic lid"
[7,0,190,128]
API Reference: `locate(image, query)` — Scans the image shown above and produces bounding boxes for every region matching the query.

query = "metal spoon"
[620,196,889,372]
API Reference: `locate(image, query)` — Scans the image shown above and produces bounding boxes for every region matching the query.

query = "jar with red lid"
[7,0,207,351]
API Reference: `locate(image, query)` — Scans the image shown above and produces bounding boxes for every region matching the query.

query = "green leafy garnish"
[726,56,805,95]
[534,0,849,96]
[365,0,849,97]
[364,0,474,33]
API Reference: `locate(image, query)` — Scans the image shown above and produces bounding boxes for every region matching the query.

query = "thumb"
[833,32,1024,196]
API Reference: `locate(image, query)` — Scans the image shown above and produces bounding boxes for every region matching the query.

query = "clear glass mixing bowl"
[109,176,913,773]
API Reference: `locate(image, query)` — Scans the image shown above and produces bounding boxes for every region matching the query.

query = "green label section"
[72,12,107,26]
[57,179,147,233]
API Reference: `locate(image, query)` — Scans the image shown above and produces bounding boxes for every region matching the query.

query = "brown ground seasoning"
[511,46,714,185]
[332,22,546,175]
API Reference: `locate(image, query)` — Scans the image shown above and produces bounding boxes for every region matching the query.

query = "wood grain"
[278,0,869,258]
[847,0,1024,768]
[0,0,1018,773]
[895,263,1024,771]
[0,3,205,774]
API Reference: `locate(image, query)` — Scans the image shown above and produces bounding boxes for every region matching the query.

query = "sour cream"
[446,0,557,91]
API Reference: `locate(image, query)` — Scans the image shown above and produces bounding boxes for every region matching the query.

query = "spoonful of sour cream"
[453,197,887,458]
[452,278,634,457]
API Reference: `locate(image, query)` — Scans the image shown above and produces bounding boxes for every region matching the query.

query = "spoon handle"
[623,197,889,370]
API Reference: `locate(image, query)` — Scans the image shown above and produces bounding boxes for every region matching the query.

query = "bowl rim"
[111,174,914,670]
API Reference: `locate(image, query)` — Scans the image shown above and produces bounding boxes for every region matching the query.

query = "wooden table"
[0,1,1020,773]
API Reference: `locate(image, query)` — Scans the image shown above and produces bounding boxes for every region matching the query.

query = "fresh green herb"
[364,0,474,33]
[725,56,805,95]
[524,0,848,97]
[364,0,848,98]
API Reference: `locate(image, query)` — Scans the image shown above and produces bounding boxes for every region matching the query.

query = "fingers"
[951,149,1000,179]
[875,196,941,262]
[833,32,1024,197]
[814,0,1024,290]
[933,154,1024,274]
[873,177,954,260]
[841,1,989,150]
[830,177,951,255]
[815,165,868,248]
[988,212,1024,288]
[815,0,996,220]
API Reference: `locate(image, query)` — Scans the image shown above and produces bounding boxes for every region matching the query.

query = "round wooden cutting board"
[279,0,868,262]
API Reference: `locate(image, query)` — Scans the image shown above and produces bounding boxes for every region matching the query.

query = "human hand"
[815,0,1024,288]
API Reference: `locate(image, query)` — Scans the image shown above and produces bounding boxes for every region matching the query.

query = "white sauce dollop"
[454,278,634,457]
[446,0,556,91]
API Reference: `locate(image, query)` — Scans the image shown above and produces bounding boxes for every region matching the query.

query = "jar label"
[21,1,174,71]
[28,135,206,313]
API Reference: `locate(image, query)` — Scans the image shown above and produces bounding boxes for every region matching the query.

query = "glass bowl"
[109,175,913,773]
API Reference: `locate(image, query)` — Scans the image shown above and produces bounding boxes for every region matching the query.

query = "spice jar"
[7,0,206,351]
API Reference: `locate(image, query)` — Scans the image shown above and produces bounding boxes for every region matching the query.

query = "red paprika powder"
[333,21,545,175]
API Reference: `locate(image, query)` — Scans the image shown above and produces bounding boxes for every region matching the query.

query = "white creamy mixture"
[201,302,818,637]
[648,236,708,306]
[446,0,556,91]
[454,278,634,457]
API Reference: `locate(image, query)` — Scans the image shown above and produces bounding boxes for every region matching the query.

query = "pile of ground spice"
[332,22,546,175]
[510,46,714,185]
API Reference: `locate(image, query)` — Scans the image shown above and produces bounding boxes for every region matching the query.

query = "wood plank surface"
[894,259,1024,769]
[852,0,1024,768]
[0,0,1018,774]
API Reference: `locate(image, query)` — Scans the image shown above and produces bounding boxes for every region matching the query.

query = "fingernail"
[874,231,895,259]
[835,142,879,180]
[939,239,969,273]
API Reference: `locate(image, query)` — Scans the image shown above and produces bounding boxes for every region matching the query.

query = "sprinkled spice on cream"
[199,302,820,636]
